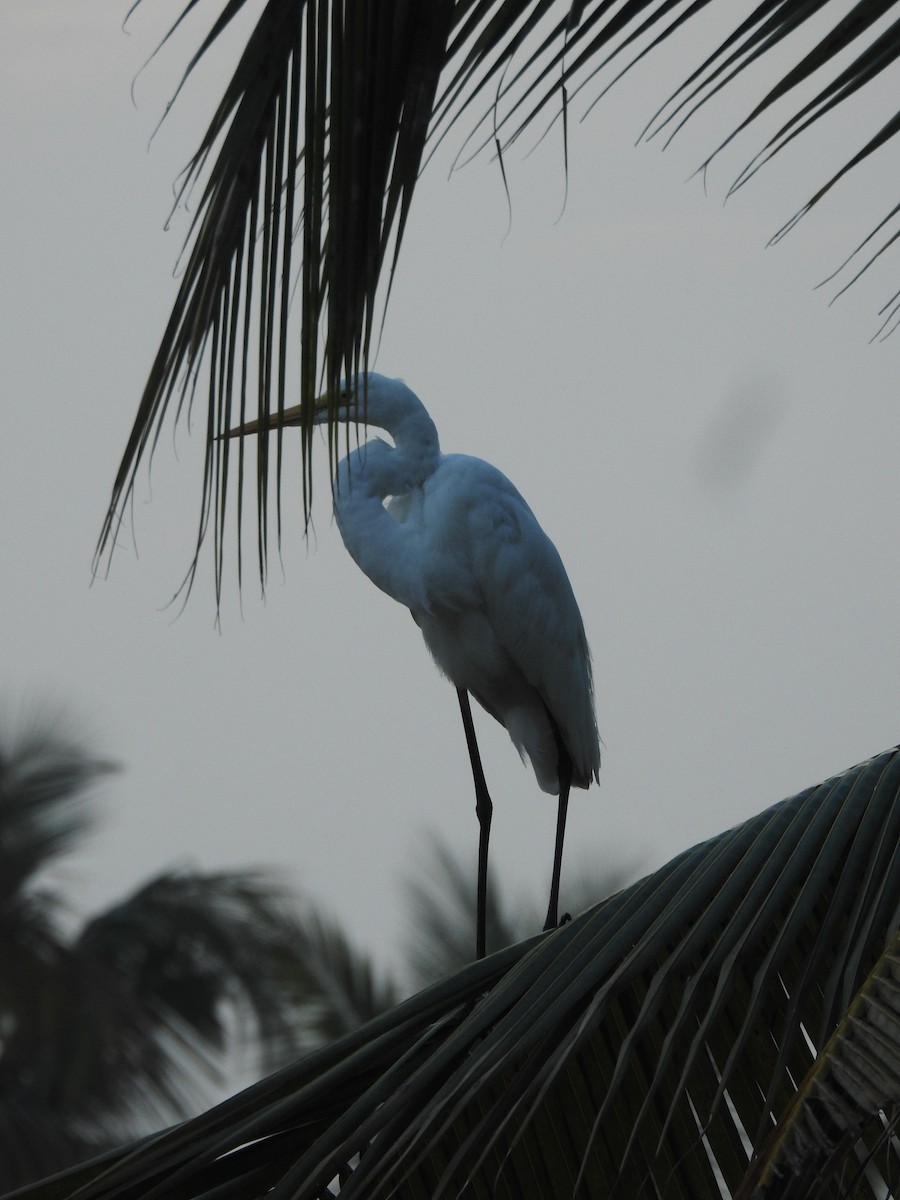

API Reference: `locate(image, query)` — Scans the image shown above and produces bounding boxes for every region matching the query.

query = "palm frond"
[735,929,900,1200]
[0,1105,108,1198]
[98,0,900,596]
[11,744,900,1199]
[95,1,456,600]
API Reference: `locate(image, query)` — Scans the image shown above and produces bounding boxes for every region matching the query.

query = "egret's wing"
[430,456,600,786]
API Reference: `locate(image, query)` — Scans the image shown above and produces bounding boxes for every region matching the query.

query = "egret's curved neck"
[332,435,433,611]
[328,381,441,609]
[366,387,440,486]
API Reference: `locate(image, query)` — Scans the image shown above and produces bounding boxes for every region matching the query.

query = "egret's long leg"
[543,744,573,932]
[457,688,492,960]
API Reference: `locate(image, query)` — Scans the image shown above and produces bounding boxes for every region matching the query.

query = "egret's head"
[313,373,406,426]
[223,372,421,439]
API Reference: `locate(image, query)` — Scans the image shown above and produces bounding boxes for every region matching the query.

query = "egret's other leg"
[457,688,493,960]
[543,744,573,932]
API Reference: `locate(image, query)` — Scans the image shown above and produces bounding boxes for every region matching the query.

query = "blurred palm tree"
[0,713,398,1189]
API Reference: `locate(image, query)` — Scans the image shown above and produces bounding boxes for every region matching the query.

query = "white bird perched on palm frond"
[228,373,600,958]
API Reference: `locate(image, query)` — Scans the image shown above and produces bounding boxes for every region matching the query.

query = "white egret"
[228,373,600,958]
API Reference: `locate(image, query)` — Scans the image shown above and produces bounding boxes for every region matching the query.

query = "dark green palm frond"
[98,1,900,597]
[94,1,456,599]
[735,929,900,1200]
[13,745,900,1200]
[438,0,900,321]
[0,1105,107,1198]
[559,856,642,920]
[641,1,900,333]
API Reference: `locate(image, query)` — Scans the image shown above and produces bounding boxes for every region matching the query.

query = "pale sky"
[3,1,900,974]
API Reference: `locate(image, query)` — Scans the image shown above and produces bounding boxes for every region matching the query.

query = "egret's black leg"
[543,739,573,933]
[457,688,492,960]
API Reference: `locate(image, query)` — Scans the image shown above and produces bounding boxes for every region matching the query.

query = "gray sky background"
[3,1,900,974]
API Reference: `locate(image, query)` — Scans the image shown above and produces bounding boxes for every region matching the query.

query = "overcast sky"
[3,1,900,975]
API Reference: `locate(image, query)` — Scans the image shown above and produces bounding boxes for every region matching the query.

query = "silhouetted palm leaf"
[97,1,900,592]
[12,745,900,1198]
[735,928,900,1200]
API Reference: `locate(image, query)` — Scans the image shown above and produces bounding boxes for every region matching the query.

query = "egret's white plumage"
[323,379,600,794]
[230,372,600,955]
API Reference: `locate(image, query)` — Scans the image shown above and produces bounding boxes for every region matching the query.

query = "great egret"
[228,373,600,958]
